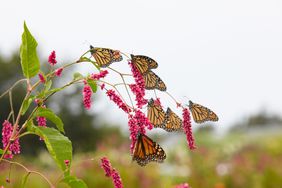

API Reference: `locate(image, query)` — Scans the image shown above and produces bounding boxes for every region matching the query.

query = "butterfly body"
[130,54,158,75]
[90,45,123,67]
[188,100,219,123]
[132,133,166,166]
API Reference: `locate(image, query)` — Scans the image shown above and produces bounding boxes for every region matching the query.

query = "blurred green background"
[1,53,282,188]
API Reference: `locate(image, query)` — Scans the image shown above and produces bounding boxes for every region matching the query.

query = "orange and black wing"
[147,98,167,128]
[90,46,123,67]
[164,107,183,132]
[189,100,218,123]
[143,71,167,91]
[130,54,158,75]
[132,133,166,166]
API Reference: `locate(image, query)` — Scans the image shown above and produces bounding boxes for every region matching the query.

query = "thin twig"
[0,79,27,99]
[9,91,15,124]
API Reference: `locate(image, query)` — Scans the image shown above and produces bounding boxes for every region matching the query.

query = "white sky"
[1,0,282,133]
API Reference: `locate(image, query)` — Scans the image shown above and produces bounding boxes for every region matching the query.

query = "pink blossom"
[100,83,105,90]
[83,84,92,110]
[128,114,139,154]
[48,51,57,65]
[106,90,131,113]
[182,108,196,150]
[1,120,21,159]
[36,116,47,127]
[55,68,63,77]
[90,70,109,80]
[111,169,123,188]
[175,183,191,188]
[134,109,153,132]
[129,84,148,108]
[64,160,70,167]
[38,73,46,83]
[101,157,113,177]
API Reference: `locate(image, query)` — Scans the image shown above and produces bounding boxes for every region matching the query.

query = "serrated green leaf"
[20,22,40,78]
[73,72,84,81]
[30,126,72,172]
[34,107,64,133]
[87,79,97,93]
[63,176,88,188]
[21,172,31,188]
[21,95,35,115]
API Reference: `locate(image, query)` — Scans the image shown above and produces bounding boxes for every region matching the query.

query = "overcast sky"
[1,0,282,133]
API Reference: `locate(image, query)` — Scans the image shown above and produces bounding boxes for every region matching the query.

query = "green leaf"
[45,80,52,93]
[20,22,40,78]
[87,79,97,93]
[30,126,72,172]
[21,173,31,188]
[73,72,84,81]
[34,107,64,133]
[21,95,35,115]
[0,149,3,154]
[63,176,88,188]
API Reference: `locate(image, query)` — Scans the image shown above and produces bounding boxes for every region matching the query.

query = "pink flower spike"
[38,73,46,83]
[83,84,92,110]
[175,183,191,188]
[55,68,63,77]
[106,90,131,113]
[129,84,148,108]
[91,70,109,80]
[1,120,21,158]
[37,116,47,127]
[182,108,196,150]
[101,157,113,177]
[48,51,57,65]
[128,114,138,154]
[111,169,123,188]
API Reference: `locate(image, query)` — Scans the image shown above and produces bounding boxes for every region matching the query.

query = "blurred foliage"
[0,52,124,155]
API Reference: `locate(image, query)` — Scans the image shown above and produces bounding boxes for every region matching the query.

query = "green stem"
[0,79,27,99]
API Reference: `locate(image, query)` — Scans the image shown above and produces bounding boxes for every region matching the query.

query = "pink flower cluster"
[182,108,196,150]
[101,157,123,188]
[1,120,21,159]
[36,116,47,127]
[127,110,153,153]
[83,84,92,110]
[128,62,147,108]
[91,70,109,80]
[129,84,147,108]
[55,68,63,77]
[38,73,46,83]
[106,90,131,113]
[175,183,191,188]
[48,51,57,66]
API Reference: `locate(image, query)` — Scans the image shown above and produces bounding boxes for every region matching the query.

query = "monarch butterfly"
[90,45,123,67]
[188,100,219,123]
[147,98,167,128]
[130,54,158,75]
[143,71,167,91]
[164,107,183,132]
[132,133,166,166]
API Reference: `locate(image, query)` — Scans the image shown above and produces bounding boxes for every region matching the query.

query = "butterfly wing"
[147,99,167,128]
[131,55,158,75]
[189,100,218,123]
[133,133,166,166]
[90,46,123,67]
[143,71,167,91]
[164,107,183,132]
